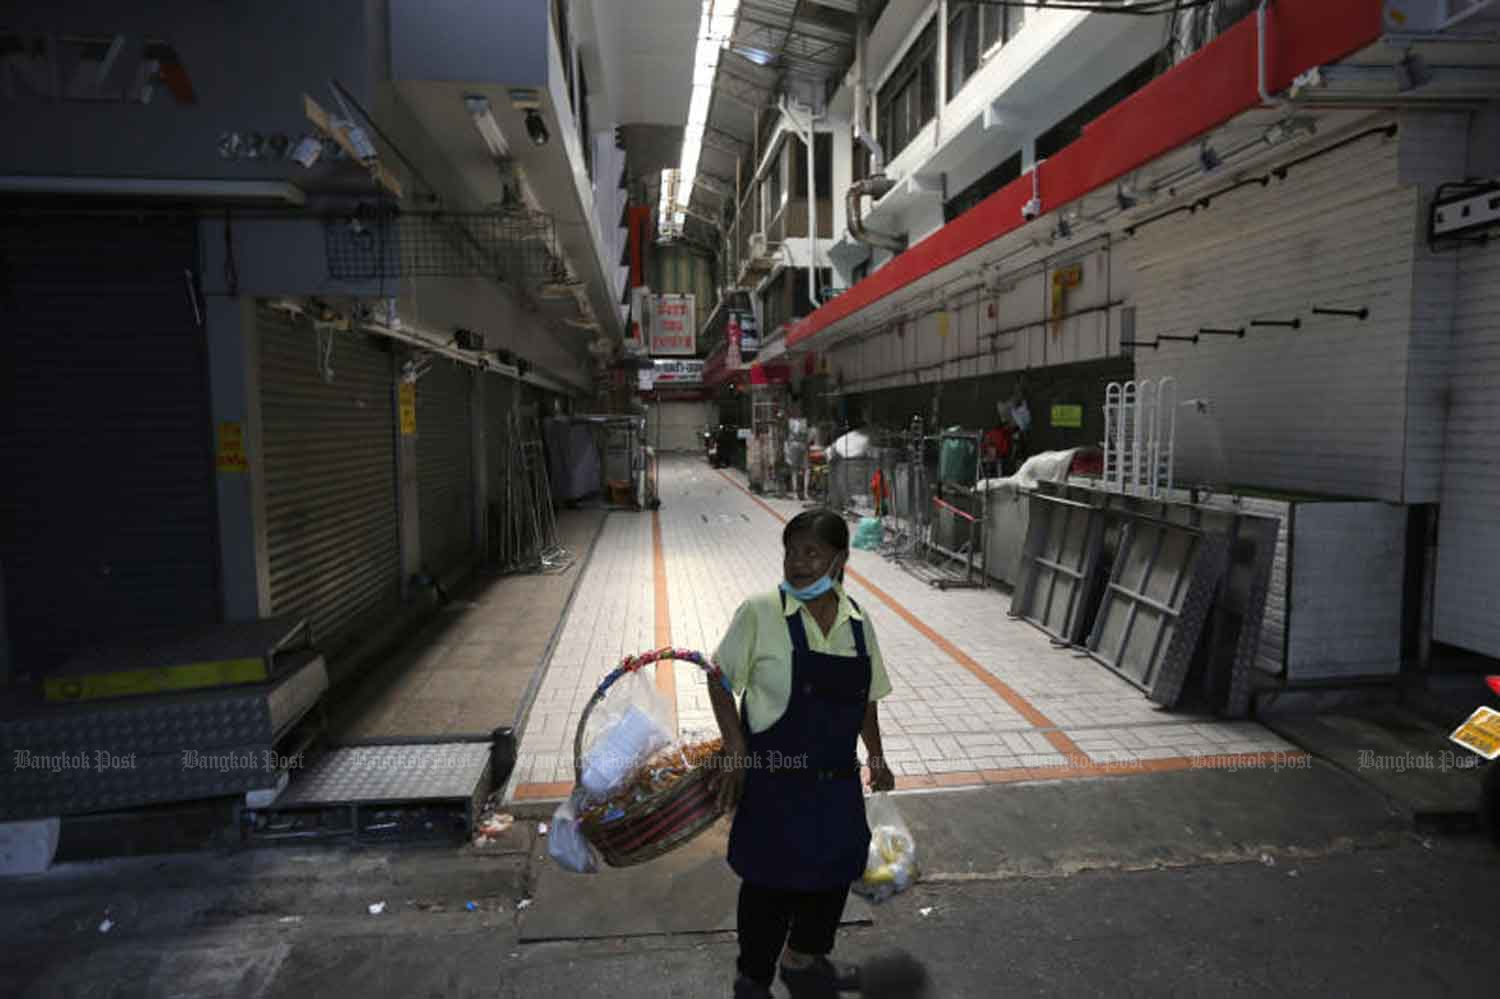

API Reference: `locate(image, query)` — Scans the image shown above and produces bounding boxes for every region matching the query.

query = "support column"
[394,347,422,601]
[936,0,948,149]
[205,295,270,621]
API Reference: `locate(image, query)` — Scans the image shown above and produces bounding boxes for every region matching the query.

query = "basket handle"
[571,647,726,785]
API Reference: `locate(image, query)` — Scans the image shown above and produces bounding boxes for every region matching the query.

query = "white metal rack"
[1103,377,1177,498]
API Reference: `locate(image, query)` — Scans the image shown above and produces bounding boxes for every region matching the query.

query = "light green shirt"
[714,585,893,734]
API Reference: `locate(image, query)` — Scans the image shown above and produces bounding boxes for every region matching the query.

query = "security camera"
[1021,197,1041,222]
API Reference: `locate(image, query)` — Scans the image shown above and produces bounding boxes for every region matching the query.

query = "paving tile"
[508,458,1298,799]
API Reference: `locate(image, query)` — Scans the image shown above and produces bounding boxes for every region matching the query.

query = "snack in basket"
[556,647,731,869]
[578,736,723,826]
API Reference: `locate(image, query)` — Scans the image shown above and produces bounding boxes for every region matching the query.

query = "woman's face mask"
[782,535,845,601]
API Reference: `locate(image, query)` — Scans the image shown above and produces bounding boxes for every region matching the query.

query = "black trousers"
[736,880,851,987]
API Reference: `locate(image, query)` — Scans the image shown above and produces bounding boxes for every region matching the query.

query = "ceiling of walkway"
[624,0,859,242]
[590,0,701,128]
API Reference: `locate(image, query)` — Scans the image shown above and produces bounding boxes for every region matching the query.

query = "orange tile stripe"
[886,751,1313,791]
[511,511,676,802]
[714,469,1083,758]
[511,476,1294,803]
[513,781,574,801]
[652,509,677,728]
[514,754,1314,804]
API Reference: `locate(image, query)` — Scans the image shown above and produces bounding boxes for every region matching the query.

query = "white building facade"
[688,0,1500,680]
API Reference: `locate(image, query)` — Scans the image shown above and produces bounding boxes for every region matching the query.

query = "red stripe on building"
[786,0,1385,352]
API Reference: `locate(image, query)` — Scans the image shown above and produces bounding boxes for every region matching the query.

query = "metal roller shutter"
[258,306,400,654]
[0,215,220,674]
[648,401,710,451]
[417,358,476,578]
[1434,238,1500,657]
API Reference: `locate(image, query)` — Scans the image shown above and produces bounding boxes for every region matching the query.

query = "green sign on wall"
[1051,404,1083,428]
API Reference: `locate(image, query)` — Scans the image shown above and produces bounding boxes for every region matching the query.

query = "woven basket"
[574,647,727,867]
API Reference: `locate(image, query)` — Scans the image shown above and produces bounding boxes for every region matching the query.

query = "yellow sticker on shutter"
[216,421,248,473]
[399,383,417,435]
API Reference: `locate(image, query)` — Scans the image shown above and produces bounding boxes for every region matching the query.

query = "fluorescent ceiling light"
[674,0,740,212]
[465,95,510,158]
[734,46,774,66]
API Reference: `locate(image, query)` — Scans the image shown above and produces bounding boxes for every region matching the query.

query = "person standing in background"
[785,406,810,501]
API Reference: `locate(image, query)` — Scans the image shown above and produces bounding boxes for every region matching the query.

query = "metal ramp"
[1084,515,1228,707]
[244,742,493,844]
[1010,491,1106,645]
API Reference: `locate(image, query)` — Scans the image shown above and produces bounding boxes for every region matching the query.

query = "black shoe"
[779,956,861,996]
[734,974,775,999]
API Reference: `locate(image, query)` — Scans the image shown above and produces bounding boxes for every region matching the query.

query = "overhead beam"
[703,124,750,156]
[716,70,774,110]
[697,171,736,196]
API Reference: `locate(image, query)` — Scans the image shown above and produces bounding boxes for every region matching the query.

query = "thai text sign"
[651,293,696,356]
[653,359,704,385]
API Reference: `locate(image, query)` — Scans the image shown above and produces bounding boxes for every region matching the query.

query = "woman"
[709,509,896,999]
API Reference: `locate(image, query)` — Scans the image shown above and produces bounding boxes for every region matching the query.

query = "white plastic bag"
[578,672,674,798]
[547,792,600,874]
[830,429,871,459]
[854,793,917,903]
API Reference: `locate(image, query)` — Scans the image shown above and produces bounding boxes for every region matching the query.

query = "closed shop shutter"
[1434,238,1500,657]
[648,401,711,451]
[0,215,220,673]
[417,358,476,578]
[1128,132,1413,501]
[258,306,400,655]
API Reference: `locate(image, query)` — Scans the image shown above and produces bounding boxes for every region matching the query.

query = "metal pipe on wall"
[846,4,903,257]
[779,96,822,312]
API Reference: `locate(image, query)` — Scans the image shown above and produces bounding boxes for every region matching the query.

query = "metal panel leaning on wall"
[417,358,477,581]
[257,304,401,656]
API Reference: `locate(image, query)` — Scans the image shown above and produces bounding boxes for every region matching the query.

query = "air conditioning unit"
[749,232,768,258]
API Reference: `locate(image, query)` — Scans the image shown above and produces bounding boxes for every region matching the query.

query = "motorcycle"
[701,425,718,466]
[1449,674,1500,844]
[710,424,740,469]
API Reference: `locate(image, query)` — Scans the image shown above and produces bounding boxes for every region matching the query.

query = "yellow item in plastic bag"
[855,793,917,903]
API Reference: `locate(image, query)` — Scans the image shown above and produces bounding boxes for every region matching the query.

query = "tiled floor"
[505,456,1299,801]
[330,509,605,739]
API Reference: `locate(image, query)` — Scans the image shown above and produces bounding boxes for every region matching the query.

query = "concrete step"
[1262,706,1489,826]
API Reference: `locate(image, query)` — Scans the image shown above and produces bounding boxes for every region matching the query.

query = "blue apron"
[727,592,872,891]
